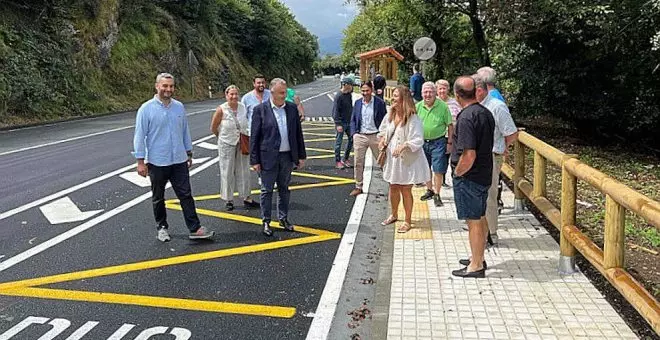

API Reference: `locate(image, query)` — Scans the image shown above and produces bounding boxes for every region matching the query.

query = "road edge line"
[305,152,373,340]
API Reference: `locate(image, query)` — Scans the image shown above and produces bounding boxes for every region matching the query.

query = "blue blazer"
[350,96,387,136]
[250,101,306,171]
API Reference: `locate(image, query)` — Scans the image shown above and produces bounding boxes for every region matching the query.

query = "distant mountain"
[318,35,343,56]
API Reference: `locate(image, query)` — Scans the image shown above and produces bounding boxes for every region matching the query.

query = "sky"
[279,0,358,55]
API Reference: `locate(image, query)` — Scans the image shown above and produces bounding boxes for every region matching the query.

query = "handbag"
[377,124,397,168]
[239,134,250,155]
[230,106,250,155]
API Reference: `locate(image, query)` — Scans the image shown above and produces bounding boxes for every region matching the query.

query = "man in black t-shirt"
[450,76,495,279]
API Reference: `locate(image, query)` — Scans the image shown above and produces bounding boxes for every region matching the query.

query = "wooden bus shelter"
[357,46,404,82]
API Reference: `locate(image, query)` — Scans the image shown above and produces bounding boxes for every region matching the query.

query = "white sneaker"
[157,228,171,242]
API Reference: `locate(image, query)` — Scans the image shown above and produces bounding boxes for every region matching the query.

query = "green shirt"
[285,88,296,103]
[416,99,452,140]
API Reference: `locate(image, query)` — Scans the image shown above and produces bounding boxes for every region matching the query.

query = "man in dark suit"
[250,78,307,236]
[349,81,388,196]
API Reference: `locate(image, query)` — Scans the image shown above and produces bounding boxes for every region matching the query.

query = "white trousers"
[217,140,251,202]
[486,154,504,235]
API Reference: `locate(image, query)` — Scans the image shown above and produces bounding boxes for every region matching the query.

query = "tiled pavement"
[385,181,639,339]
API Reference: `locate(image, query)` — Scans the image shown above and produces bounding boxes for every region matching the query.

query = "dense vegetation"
[343,0,660,146]
[313,54,358,76]
[0,0,318,126]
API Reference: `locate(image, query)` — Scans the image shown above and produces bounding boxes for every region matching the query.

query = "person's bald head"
[453,76,476,100]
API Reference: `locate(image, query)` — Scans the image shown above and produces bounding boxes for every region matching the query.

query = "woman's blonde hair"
[224,85,240,95]
[389,85,417,126]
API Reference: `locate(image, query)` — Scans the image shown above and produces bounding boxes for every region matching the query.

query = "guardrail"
[501,131,660,334]
[383,86,395,102]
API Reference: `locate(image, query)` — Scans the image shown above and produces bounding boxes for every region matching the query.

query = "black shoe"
[459,259,487,269]
[279,218,294,232]
[442,183,450,188]
[226,201,234,211]
[420,189,434,201]
[243,199,260,209]
[433,194,443,207]
[452,266,486,278]
[262,221,273,236]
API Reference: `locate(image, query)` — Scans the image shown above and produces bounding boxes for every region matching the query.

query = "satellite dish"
[413,37,436,61]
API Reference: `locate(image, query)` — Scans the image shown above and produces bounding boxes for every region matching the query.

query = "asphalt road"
[0,78,371,340]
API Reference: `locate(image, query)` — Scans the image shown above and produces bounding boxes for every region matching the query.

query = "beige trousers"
[486,154,504,236]
[217,140,251,202]
[353,133,380,189]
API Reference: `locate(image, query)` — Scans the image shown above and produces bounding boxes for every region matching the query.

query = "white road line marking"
[306,152,374,340]
[326,94,334,101]
[107,324,136,340]
[0,109,214,157]
[301,90,334,103]
[119,172,151,188]
[0,135,215,221]
[192,157,211,164]
[196,142,217,150]
[39,197,103,225]
[119,157,210,188]
[64,321,99,340]
[0,164,135,221]
[0,156,219,272]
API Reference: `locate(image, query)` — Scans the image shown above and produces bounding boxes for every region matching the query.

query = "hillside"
[0,0,318,127]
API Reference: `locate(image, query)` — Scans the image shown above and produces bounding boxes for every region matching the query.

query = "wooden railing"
[501,131,660,334]
[383,86,395,102]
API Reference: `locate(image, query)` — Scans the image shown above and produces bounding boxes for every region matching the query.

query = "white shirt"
[217,102,248,146]
[271,101,291,152]
[360,98,378,134]
[482,95,517,154]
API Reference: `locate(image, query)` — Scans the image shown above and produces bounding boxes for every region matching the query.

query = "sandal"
[397,222,413,233]
[381,215,398,226]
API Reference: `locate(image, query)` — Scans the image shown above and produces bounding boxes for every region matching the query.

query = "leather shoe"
[349,188,363,196]
[243,199,260,209]
[459,259,487,269]
[262,221,273,237]
[451,266,486,278]
[279,218,294,232]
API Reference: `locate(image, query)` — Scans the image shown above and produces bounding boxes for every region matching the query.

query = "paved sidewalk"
[384,179,639,339]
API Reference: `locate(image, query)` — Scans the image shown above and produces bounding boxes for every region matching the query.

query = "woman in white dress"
[379,85,431,233]
[210,85,259,211]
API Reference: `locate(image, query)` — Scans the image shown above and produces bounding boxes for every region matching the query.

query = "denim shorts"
[453,177,490,220]
[422,138,448,174]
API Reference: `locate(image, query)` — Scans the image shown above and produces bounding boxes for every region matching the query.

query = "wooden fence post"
[513,139,526,211]
[604,194,625,269]
[533,151,547,199]
[559,154,578,274]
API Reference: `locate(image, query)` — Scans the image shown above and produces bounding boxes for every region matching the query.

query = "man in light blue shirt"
[133,73,214,242]
[272,101,291,152]
[474,73,518,245]
[241,74,271,137]
[477,66,506,103]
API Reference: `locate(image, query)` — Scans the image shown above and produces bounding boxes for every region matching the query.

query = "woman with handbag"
[211,85,259,211]
[378,85,430,233]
